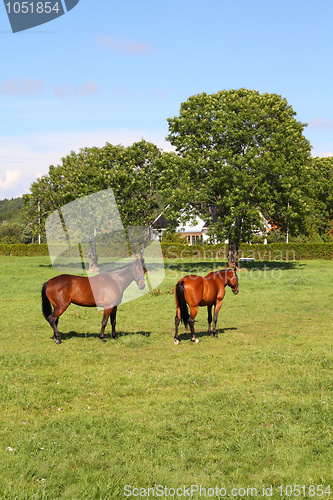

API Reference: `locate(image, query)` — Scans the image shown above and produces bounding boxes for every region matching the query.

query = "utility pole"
[38,200,41,244]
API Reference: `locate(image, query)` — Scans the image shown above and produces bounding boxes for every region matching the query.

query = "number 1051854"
[278,485,331,497]
[5,2,61,14]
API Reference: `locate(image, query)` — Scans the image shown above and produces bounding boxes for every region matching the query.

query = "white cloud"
[53,81,100,98]
[314,151,333,158]
[152,88,171,99]
[0,77,44,95]
[0,129,173,199]
[308,117,333,129]
[95,35,154,55]
[0,170,22,189]
[0,78,100,99]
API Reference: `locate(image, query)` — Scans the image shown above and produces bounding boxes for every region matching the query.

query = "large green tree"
[167,88,312,266]
[24,140,165,270]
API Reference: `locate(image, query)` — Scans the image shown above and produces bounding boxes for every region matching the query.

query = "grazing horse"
[174,268,239,344]
[41,254,146,344]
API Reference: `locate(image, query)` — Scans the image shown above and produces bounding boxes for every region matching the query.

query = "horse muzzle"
[137,279,146,290]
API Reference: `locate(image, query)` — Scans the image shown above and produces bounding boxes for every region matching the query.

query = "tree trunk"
[88,237,99,273]
[88,251,99,273]
[228,216,242,268]
[228,240,239,268]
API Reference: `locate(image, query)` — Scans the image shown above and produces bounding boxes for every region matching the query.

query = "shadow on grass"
[39,262,86,272]
[176,326,237,343]
[41,260,303,274]
[238,260,302,271]
[167,260,301,275]
[53,330,151,342]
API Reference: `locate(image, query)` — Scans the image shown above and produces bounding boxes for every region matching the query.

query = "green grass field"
[0,256,332,499]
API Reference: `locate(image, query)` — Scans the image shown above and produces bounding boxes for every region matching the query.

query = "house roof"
[176,215,206,234]
[152,214,172,230]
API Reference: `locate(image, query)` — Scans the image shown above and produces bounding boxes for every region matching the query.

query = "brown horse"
[174,268,239,344]
[41,254,146,344]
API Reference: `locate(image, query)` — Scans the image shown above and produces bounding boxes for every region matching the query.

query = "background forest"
[1,90,333,251]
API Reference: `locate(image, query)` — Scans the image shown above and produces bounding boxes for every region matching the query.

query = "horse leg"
[207,305,213,335]
[111,306,117,339]
[174,307,181,345]
[189,306,199,343]
[100,308,112,343]
[48,307,66,344]
[212,300,223,337]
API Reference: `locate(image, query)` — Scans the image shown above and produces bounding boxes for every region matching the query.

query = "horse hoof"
[55,339,62,344]
[193,338,200,344]
[174,339,180,345]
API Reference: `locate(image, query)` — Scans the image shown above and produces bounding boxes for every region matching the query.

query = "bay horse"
[41,253,146,344]
[174,268,239,344]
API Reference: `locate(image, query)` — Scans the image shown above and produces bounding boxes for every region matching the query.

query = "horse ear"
[138,249,147,273]
[139,248,144,262]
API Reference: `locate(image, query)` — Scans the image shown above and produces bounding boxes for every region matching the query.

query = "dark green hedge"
[1,242,333,260]
[161,242,333,260]
[239,243,333,260]
[0,243,49,256]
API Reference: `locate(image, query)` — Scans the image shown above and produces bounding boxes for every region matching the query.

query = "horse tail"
[41,282,52,320]
[175,280,189,328]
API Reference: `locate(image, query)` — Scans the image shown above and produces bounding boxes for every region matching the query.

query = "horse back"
[180,273,225,307]
[202,273,226,303]
[47,274,96,308]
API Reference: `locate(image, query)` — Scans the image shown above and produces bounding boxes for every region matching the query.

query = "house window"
[191,235,202,244]
[187,235,191,243]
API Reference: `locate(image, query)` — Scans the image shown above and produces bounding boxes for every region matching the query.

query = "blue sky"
[1,0,333,199]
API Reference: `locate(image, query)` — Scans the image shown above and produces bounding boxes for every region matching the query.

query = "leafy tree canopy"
[24,140,172,269]
[0,225,22,244]
[0,197,23,223]
[167,88,312,264]
[25,140,166,231]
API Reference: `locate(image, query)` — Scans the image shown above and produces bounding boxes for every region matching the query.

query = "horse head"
[227,268,239,294]
[133,253,146,290]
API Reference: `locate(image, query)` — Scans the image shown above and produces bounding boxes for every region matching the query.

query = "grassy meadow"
[0,255,332,499]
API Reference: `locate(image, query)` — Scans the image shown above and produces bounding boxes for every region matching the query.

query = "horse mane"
[102,261,133,276]
[213,267,237,275]
[103,256,145,277]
